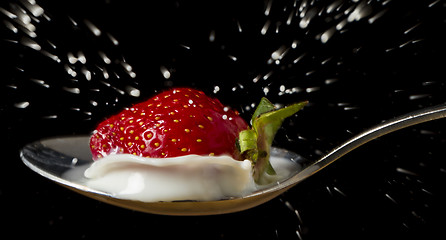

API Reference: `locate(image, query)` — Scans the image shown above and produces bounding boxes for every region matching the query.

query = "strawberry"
[90,87,307,183]
[90,88,249,160]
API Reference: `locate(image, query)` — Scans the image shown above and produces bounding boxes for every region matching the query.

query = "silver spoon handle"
[291,103,446,185]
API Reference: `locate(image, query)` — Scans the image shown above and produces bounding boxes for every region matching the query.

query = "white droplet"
[128,71,136,78]
[228,55,237,61]
[253,75,261,83]
[305,87,320,93]
[21,0,44,17]
[320,28,335,44]
[42,115,58,119]
[68,52,77,64]
[126,86,140,97]
[78,51,86,64]
[325,78,338,85]
[286,10,294,25]
[121,62,133,72]
[261,20,270,35]
[336,19,348,31]
[99,51,111,64]
[84,20,101,36]
[160,66,171,79]
[236,21,242,32]
[271,46,287,60]
[30,78,49,88]
[299,18,310,29]
[64,65,77,77]
[263,71,273,80]
[264,0,273,16]
[368,9,387,24]
[14,101,30,109]
[20,37,41,51]
[4,20,18,33]
[107,33,119,45]
[347,2,372,22]
[291,40,299,49]
[63,87,80,94]
[102,69,109,79]
[209,30,216,42]
[0,7,17,19]
[82,68,91,80]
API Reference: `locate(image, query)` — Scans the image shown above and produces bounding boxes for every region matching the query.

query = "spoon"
[21,103,446,215]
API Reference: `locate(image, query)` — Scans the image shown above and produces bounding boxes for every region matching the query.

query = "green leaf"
[239,98,308,184]
[239,129,258,154]
[251,97,275,124]
[251,100,308,184]
[253,101,308,144]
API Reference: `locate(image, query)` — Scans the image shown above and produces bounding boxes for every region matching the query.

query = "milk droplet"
[160,66,171,79]
[84,19,101,36]
[126,86,141,97]
[14,101,30,109]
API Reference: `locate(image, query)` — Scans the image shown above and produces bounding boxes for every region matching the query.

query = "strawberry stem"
[239,98,308,184]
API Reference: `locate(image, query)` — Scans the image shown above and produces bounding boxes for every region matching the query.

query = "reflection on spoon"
[21,103,446,215]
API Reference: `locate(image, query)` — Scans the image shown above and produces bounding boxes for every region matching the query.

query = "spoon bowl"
[21,103,446,215]
[21,136,306,215]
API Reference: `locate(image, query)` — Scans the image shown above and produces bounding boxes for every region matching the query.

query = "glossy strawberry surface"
[90,88,249,160]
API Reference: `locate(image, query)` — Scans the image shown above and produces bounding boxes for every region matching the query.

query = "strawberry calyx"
[238,98,308,184]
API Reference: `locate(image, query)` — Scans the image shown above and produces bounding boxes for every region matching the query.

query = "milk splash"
[83,153,299,202]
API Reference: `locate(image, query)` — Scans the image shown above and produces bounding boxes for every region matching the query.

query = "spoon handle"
[292,103,446,184]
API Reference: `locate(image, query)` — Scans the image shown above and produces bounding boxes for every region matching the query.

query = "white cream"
[84,154,256,202]
[83,153,299,202]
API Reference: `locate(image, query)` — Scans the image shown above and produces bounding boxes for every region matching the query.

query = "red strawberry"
[90,87,308,183]
[90,88,249,160]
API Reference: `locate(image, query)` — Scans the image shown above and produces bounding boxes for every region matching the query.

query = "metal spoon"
[21,103,446,215]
